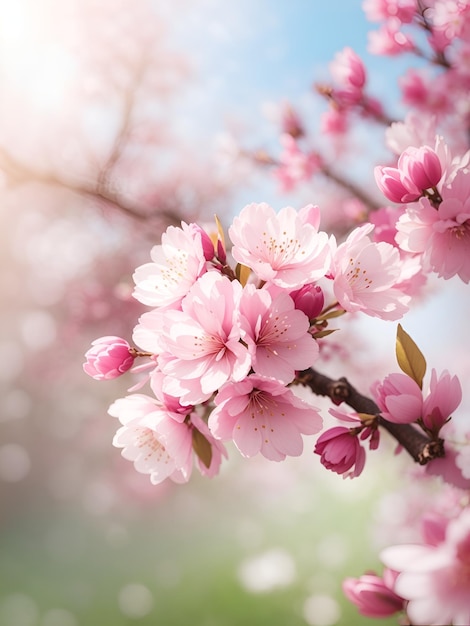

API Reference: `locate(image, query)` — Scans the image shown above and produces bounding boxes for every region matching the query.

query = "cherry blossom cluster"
[345,481,470,626]
[375,136,470,283]
[83,201,417,485]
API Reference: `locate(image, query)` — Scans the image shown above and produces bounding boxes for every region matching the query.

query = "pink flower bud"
[422,369,462,435]
[371,372,423,424]
[342,571,404,618]
[188,223,216,261]
[398,145,442,191]
[289,284,324,319]
[83,336,135,380]
[374,165,421,203]
[314,426,366,478]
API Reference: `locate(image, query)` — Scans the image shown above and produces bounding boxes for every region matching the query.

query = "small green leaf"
[315,309,346,322]
[396,324,427,389]
[235,263,251,287]
[192,428,212,468]
[312,328,338,339]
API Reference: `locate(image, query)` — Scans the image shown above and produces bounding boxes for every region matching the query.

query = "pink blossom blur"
[381,508,470,626]
[83,336,135,380]
[342,569,404,618]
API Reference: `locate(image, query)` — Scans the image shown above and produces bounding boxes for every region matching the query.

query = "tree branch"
[296,367,445,465]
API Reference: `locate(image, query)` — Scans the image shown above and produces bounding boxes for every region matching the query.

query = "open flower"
[109,394,194,485]
[381,508,470,626]
[133,221,208,308]
[157,272,251,405]
[239,286,319,384]
[83,336,135,380]
[331,224,410,320]
[209,375,323,461]
[228,202,331,288]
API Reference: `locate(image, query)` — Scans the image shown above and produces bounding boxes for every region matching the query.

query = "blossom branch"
[296,367,445,465]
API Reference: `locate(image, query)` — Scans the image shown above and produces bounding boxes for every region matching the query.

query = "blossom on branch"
[330,223,410,320]
[209,375,323,462]
[83,336,135,380]
[228,202,331,289]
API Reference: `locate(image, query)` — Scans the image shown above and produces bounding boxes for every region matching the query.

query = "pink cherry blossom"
[381,508,470,626]
[330,224,410,320]
[289,284,325,320]
[228,202,331,289]
[132,221,209,308]
[396,170,470,283]
[239,286,319,384]
[398,145,443,191]
[272,134,321,192]
[371,372,423,424]
[109,394,194,485]
[342,569,404,618]
[157,271,251,405]
[362,0,416,23]
[374,164,421,203]
[368,23,415,56]
[422,368,462,435]
[83,336,135,380]
[314,426,366,478]
[329,47,366,105]
[320,107,349,135]
[208,375,323,461]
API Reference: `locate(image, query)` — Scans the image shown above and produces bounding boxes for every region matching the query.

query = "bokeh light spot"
[118,583,154,618]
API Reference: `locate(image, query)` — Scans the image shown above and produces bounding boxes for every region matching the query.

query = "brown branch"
[0,146,181,227]
[296,367,445,465]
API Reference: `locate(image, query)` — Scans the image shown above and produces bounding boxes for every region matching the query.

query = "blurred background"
[1,1,468,625]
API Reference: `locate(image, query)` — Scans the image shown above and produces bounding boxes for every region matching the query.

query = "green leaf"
[235,263,251,287]
[192,428,213,468]
[315,309,346,322]
[396,324,427,389]
[311,328,338,339]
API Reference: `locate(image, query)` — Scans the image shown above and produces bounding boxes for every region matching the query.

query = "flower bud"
[374,165,421,203]
[289,284,324,319]
[342,571,404,618]
[83,336,135,380]
[398,146,442,191]
[314,426,366,478]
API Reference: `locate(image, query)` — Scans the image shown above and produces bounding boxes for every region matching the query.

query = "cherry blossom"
[372,372,423,424]
[133,221,209,308]
[342,569,404,618]
[109,394,194,485]
[83,336,135,380]
[396,170,470,283]
[314,426,366,478]
[228,202,331,289]
[330,224,410,320]
[239,286,319,384]
[381,508,470,626]
[422,368,462,435]
[273,134,321,192]
[209,375,323,461]
[157,271,251,405]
